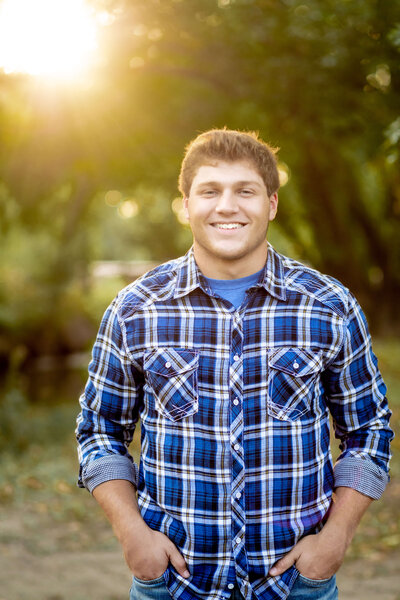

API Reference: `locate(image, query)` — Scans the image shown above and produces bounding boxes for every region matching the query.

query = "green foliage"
[0,181,94,356]
[0,366,87,455]
[0,387,32,454]
[0,0,399,363]
[95,186,192,261]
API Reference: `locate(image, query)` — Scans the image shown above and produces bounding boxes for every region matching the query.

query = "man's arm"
[77,300,189,581]
[269,486,372,579]
[270,293,393,580]
[76,299,140,490]
[324,293,392,501]
[93,480,190,581]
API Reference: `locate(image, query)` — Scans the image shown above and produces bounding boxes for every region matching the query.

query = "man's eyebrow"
[234,180,264,187]
[194,179,263,188]
[194,181,221,187]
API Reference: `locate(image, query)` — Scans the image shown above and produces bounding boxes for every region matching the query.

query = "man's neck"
[193,245,268,280]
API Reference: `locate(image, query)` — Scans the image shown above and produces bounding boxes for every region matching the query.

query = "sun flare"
[0,0,98,81]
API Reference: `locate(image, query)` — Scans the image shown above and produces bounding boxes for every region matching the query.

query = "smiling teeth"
[216,223,243,229]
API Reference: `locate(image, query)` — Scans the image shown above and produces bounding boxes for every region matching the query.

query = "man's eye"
[239,189,254,196]
[201,189,217,196]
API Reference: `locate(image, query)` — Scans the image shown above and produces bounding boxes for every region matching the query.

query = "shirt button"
[234,443,240,451]
[293,361,299,370]
[236,492,242,499]
[235,537,241,545]
[233,398,240,406]
[233,354,240,362]
[228,584,235,590]
[165,361,171,368]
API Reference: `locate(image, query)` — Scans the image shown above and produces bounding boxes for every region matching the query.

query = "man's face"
[183,160,278,278]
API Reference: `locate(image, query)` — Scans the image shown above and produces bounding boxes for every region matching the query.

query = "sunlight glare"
[0,0,98,80]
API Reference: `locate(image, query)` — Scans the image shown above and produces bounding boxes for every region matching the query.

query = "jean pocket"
[133,573,166,586]
[297,572,335,587]
[144,347,199,422]
[267,347,322,421]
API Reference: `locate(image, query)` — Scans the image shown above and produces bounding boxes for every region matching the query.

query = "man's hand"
[269,528,347,580]
[92,479,190,581]
[122,519,190,580]
[269,487,373,580]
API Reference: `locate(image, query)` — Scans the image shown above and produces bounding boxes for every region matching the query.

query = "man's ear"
[269,192,278,222]
[183,197,189,220]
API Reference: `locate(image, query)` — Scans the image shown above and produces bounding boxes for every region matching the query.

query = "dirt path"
[336,553,400,600]
[1,507,399,600]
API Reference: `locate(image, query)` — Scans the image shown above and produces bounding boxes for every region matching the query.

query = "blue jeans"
[287,573,338,599]
[130,574,171,600]
[230,575,337,599]
[129,573,338,600]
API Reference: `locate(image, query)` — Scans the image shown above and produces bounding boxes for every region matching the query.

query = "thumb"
[167,543,190,579]
[269,546,300,577]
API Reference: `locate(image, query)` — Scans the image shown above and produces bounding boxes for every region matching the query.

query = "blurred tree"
[0,0,399,368]
[105,0,400,327]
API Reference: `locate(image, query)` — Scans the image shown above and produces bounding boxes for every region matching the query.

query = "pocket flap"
[144,348,199,377]
[268,348,322,376]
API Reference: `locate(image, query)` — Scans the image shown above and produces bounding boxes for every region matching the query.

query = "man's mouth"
[212,223,245,230]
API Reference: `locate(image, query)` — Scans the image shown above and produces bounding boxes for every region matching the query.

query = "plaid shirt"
[76,245,392,600]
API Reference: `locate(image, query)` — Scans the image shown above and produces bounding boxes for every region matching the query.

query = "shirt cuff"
[333,455,389,500]
[81,454,138,493]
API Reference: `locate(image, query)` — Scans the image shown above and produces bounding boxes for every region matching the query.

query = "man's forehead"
[191,160,264,186]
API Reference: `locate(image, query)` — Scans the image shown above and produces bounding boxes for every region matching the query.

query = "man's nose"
[215,190,239,213]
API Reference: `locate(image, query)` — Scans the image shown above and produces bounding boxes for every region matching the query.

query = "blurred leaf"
[1,0,400,366]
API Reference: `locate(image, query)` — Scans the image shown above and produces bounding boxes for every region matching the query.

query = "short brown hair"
[179,128,280,197]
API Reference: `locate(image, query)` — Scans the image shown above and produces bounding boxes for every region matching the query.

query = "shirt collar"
[256,243,287,301]
[174,248,205,298]
[173,244,286,301]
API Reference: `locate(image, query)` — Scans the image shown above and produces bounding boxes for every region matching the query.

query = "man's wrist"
[92,479,147,546]
[117,511,151,546]
[322,487,373,546]
[318,517,353,551]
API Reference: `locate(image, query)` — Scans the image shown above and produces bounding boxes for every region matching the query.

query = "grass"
[0,338,398,562]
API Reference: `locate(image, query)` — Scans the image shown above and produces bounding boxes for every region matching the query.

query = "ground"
[0,503,399,600]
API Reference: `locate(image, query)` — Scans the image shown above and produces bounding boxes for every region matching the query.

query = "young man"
[76,129,392,600]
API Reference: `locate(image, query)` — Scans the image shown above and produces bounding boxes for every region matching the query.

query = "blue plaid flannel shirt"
[76,245,392,600]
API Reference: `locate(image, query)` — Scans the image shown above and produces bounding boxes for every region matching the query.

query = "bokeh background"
[0,1,399,599]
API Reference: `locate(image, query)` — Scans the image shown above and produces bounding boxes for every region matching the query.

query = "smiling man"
[76,129,392,600]
[182,160,277,279]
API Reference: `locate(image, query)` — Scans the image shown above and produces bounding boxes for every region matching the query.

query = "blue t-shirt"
[204,268,263,310]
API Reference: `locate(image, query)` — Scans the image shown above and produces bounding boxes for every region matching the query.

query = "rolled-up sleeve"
[323,293,393,499]
[76,296,142,492]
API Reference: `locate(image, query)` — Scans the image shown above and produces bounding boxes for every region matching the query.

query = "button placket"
[229,315,247,576]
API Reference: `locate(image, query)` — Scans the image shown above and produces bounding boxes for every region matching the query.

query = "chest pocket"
[144,348,199,422]
[267,348,322,421]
